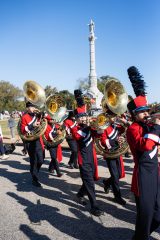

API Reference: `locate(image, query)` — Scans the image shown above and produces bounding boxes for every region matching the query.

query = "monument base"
[86,87,103,110]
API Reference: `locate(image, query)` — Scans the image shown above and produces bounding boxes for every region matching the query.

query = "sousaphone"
[43,94,69,147]
[17,80,47,141]
[94,78,129,159]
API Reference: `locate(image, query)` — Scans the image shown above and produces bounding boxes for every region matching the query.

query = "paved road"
[0,146,159,240]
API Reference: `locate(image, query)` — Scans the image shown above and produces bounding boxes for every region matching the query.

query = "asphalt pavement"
[0,145,159,240]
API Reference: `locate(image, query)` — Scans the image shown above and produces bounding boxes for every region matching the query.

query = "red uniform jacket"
[44,123,62,162]
[20,112,44,150]
[126,122,160,196]
[71,124,99,180]
[100,124,125,178]
[64,119,77,139]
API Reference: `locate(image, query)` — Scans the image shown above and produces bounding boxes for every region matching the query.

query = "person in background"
[99,112,127,206]
[71,90,104,217]
[44,114,63,177]
[71,111,104,217]
[20,102,45,187]
[64,111,78,169]
[0,124,9,159]
[8,113,16,143]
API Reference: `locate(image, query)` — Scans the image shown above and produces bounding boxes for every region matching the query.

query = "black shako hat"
[26,101,37,108]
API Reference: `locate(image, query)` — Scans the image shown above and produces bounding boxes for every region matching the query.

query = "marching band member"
[71,91,104,217]
[126,66,160,240]
[99,111,126,205]
[64,111,78,169]
[44,114,63,177]
[20,102,45,187]
[73,89,87,116]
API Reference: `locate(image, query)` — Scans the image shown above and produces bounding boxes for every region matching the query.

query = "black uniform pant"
[104,158,121,197]
[134,195,160,240]
[28,140,44,181]
[134,160,160,240]
[48,147,61,175]
[78,163,97,208]
[66,139,78,167]
[22,139,29,154]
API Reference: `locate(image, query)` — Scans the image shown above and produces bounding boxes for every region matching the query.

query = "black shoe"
[57,173,63,177]
[76,194,87,206]
[68,164,74,169]
[74,165,79,169]
[114,196,126,206]
[32,179,41,187]
[131,235,135,240]
[103,180,110,194]
[90,207,104,217]
[49,168,55,174]
[22,150,27,155]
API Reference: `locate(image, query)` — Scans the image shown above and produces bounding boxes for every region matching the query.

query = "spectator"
[8,113,16,143]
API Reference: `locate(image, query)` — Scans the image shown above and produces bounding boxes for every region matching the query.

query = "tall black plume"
[127,66,147,96]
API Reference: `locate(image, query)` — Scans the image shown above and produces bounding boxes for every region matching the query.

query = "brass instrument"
[18,80,47,141]
[104,78,128,115]
[94,78,129,159]
[45,94,66,117]
[23,80,46,108]
[17,118,47,141]
[44,94,69,147]
[150,104,160,118]
[146,104,160,123]
[90,113,110,130]
[43,125,66,148]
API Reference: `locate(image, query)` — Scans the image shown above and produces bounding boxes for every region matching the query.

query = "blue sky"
[0,0,159,103]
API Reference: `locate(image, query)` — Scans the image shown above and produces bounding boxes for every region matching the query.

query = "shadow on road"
[1,150,159,240]
[7,192,135,240]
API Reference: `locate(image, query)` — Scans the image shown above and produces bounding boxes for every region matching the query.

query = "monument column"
[89,20,97,88]
[87,19,103,109]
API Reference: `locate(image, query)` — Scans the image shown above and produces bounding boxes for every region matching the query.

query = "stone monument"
[87,19,103,109]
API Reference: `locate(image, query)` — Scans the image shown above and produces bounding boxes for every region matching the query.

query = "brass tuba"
[17,80,47,141]
[94,78,129,159]
[23,80,46,108]
[43,94,68,148]
[42,124,67,148]
[103,78,128,115]
[90,113,111,130]
[45,94,66,117]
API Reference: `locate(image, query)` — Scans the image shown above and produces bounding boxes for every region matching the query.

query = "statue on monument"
[89,19,95,35]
